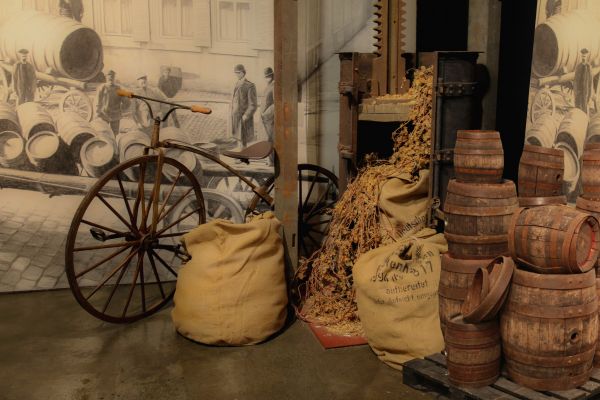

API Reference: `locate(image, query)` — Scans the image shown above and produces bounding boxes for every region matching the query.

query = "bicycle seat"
[222,141,273,162]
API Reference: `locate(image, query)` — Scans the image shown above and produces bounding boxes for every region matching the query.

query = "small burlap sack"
[378,169,429,241]
[354,228,447,369]
[171,212,287,345]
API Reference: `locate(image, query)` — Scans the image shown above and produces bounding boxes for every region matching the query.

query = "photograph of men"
[12,49,36,105]
[261,67,274,142]
[59,0,84,22]
[574,48,593,113]
[158,67,180,99]
[133,74,179,130]
[231,64,257,148]
[95,70,129,135]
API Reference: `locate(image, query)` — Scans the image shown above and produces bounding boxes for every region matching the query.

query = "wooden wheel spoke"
[132,161,147,227]
[121,252,144,318]
[150,249,178,278]
[96,193,135,232]
[156,231,189,239]
[303,172,320,208]
[116,174,135,223]
[75,244,132,278]
[300,235,309,256]
[306,232,321,248]
[74,240,138,252]
[101,258,130,314]
[307,182,333,216]
[212,204,226,219]
[147,250,166,299]
[306,199,336,218]
[307,217,332,227]
[81,219,125,236]
[156,206,203,237]
[138,161,148,229]
[155,169,183,225]
[139,256,146,313]
[84,250,138,301]
[158,187,195,224]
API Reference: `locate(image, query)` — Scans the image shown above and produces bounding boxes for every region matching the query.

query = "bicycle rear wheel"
[65,155,205,323]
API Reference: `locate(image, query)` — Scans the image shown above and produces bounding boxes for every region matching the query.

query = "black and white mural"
[525,0,600,202]
[0,0,274,294]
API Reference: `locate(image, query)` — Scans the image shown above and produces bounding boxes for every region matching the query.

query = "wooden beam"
[274,0,298,269]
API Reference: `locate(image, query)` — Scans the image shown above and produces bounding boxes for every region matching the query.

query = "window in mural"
[161,0,193,38]
[103,0,133,35]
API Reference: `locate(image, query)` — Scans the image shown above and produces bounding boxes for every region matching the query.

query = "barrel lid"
[461,256,514,323]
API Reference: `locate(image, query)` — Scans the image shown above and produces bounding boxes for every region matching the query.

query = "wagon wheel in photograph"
[65,155,205,323]
[246,164,339,258]
[530,87,555,123]
[167,189,245,229]
[0,69,10,102]
[208,174,269,209]
[60,88,94,121]
[35,83,54,102]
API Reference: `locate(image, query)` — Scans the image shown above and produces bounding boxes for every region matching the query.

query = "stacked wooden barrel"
[517,144,566,207]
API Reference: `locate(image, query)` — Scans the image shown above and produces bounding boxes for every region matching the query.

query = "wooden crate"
[402,353,600,400]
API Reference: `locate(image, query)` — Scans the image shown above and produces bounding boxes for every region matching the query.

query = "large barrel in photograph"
[518,144,564,197]
[161,127,202,182]
[453,130,504,183]
[443,180,518,259]
[0,130,26,168]
[555,108,588,194]
[581,144,600,200]
[509,205,600,274]
[501,268,598,391]
[116,130,150,181]
[16,102,56,139]
[532,10,600,78]
[25,130,77,174]
[55,112,95,162]
[0,10,103,81]
[438,254,493,335]
[586,113,600,144]
[90,118,115,141]
[525,114,558,148]
[446,316,501,388]
[80,136,117,178]
[0,101,21,134]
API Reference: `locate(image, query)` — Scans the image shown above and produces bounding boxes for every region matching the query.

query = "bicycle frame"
[118,89,274,207]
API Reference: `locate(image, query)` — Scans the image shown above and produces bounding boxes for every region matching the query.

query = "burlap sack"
[378,169,429,241]
[171,212,287,346]
[354,228,447,369]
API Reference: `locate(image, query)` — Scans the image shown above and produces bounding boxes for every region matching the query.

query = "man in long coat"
[574,48,593,113]
[261,67,275,142]
[95,70,129,135]
[12,49,36,105]
[231,64,257,148]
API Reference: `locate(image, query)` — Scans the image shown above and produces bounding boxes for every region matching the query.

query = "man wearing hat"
[12,49,36,105]
[133,75,179,131]
[574,48,593,113]
[231,64,257,148]
[95,70,129,135]
[158,66,180,99]
[261,67,275,165]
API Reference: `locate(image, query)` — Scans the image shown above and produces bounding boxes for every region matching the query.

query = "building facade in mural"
[526,0,600,202]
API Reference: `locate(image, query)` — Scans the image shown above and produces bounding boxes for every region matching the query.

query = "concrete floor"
[0,289,433,400]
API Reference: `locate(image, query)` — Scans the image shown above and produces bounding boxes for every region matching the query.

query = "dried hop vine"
[296,66,434,335]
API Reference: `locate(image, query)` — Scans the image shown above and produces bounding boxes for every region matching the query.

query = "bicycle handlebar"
[116,89,212,115]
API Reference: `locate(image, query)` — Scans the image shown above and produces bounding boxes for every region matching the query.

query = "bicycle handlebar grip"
[116,89,133,98]
[190,105,212,114]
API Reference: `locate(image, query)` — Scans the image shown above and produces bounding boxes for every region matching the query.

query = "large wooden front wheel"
[246,164,339,258]
[65,155,205,323]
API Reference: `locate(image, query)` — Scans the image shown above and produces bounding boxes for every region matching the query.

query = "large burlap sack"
[354,228,447,369]
[171,212,288,346]
[378,169,429,241]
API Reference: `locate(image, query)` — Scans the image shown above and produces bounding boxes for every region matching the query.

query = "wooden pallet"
[402,353,600,400]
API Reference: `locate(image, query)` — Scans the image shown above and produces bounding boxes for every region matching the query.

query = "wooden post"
[274,0,298,270]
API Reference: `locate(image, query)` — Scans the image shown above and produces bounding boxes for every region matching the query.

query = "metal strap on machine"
[436,82,478,97]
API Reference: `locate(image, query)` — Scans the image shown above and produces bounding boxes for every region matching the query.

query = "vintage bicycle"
[65,91,338,323]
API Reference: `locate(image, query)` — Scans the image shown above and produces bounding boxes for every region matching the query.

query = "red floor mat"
[306,321,368,349]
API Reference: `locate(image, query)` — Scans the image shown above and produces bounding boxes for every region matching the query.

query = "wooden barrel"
[161,127,202,181]
[16,102,56,140]
[116,130,150,181]
[576,197,600,268]
[518,144,564,197]
[582,144,600,200]
[556,109,588,193]
[508,205,600,274]
[586,113,600,144]
[25,130,77,174]
[518,195,567,207]
[439,254,494,335]
[0,10,103,81]
[446,316,501,388]
[0,101,21,134]
[532,10,600,77]
[443,179,518,259]
[80,137,117,178]
[525,114,558,148]
[55,112,95,162]
[501,268,598,391]
[0,130,26,168]
[90,118,114,141]
[453,130,503,183]
[596,278,600,368]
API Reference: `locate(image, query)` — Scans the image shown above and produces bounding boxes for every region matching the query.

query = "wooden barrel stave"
[582,145,600,200]
[518,144,564,197]
[444,180,518,259]
[55,112,95,162]
[509,205,600,274]
[16,102,56,140]
[446,316,501,388]
[501,268,598,391]
[454,130,504,183]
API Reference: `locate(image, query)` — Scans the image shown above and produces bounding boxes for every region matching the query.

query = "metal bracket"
[434,148,454,162]
[436,82,477,97]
